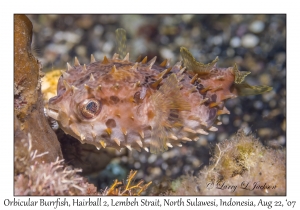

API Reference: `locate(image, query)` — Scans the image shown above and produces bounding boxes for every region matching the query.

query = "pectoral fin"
[150,73,191,153]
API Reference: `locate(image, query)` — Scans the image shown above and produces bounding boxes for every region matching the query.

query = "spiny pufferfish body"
[47,29,272,153]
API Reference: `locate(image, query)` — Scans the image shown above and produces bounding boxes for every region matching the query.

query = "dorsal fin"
[180,47,218,76]
[115,28,127,59]
[232,63,251,84]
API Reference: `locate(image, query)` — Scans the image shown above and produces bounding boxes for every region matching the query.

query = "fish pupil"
[86,101,98,114]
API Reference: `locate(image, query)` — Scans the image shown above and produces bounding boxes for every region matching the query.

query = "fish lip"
[45,107,59,120]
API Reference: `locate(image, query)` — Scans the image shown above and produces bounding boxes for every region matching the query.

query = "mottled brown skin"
[48,51,248,153]
[14,15,62,167]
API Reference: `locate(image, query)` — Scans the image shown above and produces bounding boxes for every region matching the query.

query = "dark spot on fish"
[76,75,90,85]
[194,81,204,91]
[105,119,116,128]
[168,109,179,123]
[194,81,207,98]
[126,76,131,81]
[143,75,156,85]
[211,94,217,103]
[110,96,120,104]
[207,108,217,126]
[101,133,109,139]
[104,74,112,81]
[134,91,141,103]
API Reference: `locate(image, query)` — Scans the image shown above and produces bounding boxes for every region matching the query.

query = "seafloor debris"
[165,130,286,196]
[14,130,93,195]
[101,170,152,196]
[14,131,150,196]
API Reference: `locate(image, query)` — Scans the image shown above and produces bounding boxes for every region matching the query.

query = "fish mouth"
[45,107,59,120]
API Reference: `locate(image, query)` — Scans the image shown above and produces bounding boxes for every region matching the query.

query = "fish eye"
[78,99,102,119]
